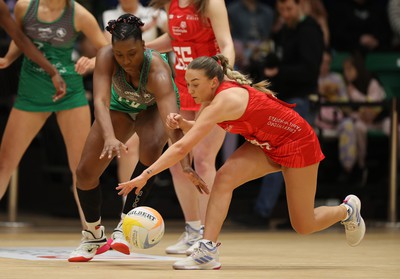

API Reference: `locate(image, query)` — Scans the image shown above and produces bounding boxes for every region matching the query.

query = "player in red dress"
[147,0,235,254]
[117,54,366,270]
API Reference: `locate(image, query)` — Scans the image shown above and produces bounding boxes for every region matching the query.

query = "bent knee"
[291,221,315,235]
[213,170,238,192]
[76,164,99,189]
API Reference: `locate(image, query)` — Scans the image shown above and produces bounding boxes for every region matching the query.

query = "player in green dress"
[0,0,108,228]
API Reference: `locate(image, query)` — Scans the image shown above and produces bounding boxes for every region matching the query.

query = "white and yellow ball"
[122,206,165,249]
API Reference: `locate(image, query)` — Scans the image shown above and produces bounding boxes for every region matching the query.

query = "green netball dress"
[110,49,179,115]
[15,0,87,112]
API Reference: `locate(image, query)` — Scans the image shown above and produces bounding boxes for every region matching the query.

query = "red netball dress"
[168,0,220,110]
[216,81,325,168]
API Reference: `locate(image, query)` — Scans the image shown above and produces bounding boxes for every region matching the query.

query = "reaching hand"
[166,113,183,129]
[182,167,209,194]
[75,56,95,75]
[51,72,66,102]
[100,138,128,159]
[116,173,148,196]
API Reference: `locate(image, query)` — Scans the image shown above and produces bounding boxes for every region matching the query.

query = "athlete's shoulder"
[15,0,30,13]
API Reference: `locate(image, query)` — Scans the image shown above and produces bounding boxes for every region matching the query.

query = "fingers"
[75,57,91,75]
[195,184,203,194]
[116,181,142,196]
[99,146,114,159]
[99,142,128,159]
[199,183,210,195]
[166,113,180,129]
[185,171,210,195]
[116,181,132,196]
[52,76,66,102]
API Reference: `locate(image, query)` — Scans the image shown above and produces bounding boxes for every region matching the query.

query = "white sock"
[342,204,353,221]
[186,220,202,231]
[86,219,102,238]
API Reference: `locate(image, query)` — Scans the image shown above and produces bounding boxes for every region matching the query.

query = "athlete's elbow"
[173,142,191,158]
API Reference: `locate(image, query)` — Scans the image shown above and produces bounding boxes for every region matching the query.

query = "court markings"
[0,247,181,261]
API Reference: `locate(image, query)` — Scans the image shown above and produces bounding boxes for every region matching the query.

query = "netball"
[122,206,165,249]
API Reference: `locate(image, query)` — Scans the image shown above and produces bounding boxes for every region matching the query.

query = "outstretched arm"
[0,0,65,99]
[116,106,217,196]
[143,54,208,192]
[92,45,128,159]
[116,86,244,196]
[117,86,248,196]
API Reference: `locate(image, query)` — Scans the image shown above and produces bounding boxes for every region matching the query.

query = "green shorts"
[14,69,88,112]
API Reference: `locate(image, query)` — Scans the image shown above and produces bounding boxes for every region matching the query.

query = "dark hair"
[344,52,374,94]
[105,14,144,43]
[188,55,274,95]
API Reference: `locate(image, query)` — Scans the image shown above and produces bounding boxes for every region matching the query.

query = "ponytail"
[212,54,274,95]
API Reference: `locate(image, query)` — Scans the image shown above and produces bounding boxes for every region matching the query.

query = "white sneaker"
[341,195,366,247]
[186,239,201,256]
[165,224,203,254]
[111,229,131,255]
[173,240,221,270]
[68,226,108,262]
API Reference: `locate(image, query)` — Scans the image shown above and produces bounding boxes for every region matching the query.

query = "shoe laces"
[342,220,357,231]
[81,230,97,242]
[192,241,220,256]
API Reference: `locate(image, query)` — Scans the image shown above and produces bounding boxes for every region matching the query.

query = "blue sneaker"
[173,240,221,270]
[341,195,366,247]
[165,223,203,254]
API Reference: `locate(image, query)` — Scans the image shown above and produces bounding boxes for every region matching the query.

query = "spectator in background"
[233,0,324,229]
[300,0,330,47]
[388,0,400,50]
[338,53,386,186]
[101,0,168,191]
[227,0,274,71]
[328,0,392,54]
[314,49,347,132]
[264,0,324,124]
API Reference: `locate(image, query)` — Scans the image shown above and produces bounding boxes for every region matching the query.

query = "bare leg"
[282,164,347,234]
[76,111,136,190]
[117,133,139,182]
[0,108,50,199]
[169,110,225,223]
[203,142,280,242]
[194,124,225,222]
[56,105,91,229]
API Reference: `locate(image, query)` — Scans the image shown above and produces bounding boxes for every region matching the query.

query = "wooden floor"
[0,214,399,279]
